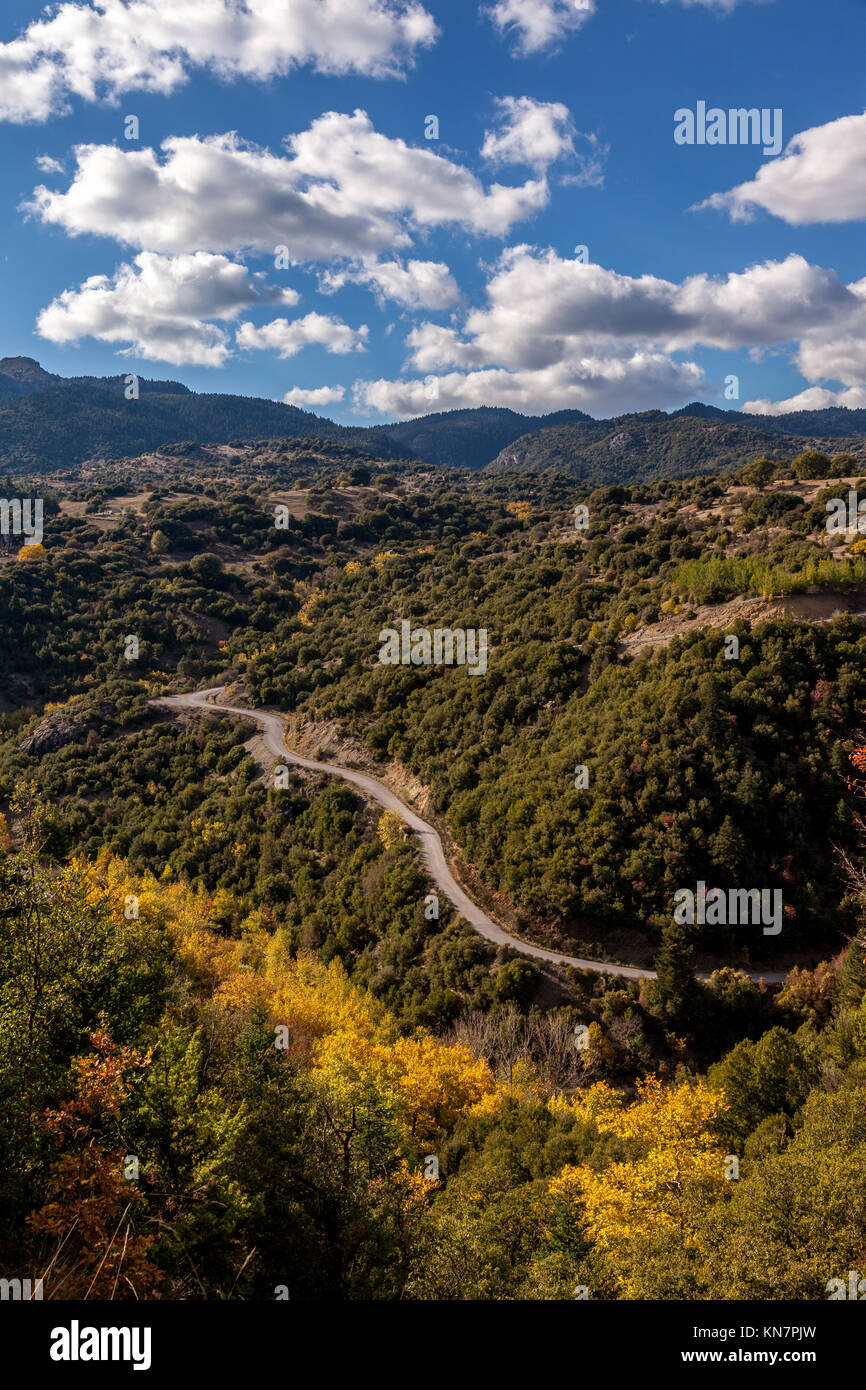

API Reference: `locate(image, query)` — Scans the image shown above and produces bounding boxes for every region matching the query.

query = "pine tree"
[836,929,866,1010]
[709,815,745,877]
[653,921,698,1025]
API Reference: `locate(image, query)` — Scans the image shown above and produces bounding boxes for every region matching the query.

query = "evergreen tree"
[836,929,866,1010]
[653,921,698,1026]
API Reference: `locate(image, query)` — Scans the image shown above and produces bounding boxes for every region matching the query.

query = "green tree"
[700,1082,866,1298]
[651,922,698,1027]
[791,450,832,480]
[707,1025,819,1146]
[189,552,224,582]
[738,457,775,489]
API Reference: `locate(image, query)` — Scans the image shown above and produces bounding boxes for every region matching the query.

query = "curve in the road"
[153,688,787,985]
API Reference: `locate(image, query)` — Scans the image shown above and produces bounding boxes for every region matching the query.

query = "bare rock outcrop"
[18,702,109,756]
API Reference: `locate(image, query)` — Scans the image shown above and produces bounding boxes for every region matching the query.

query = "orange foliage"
[28,1029,160,1300]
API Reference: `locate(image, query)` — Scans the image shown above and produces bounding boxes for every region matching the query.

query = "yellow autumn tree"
[72,856,270,1014]
[371,550,398,570]
[53,858,502,1185]
[315,1028,498,1150]
[297,586,323,627]
[265,938,388,1055]
[549,1077,728,1295]
[66,849,139,921]
[469,1055,539,1120]
[377,809,406,849]
[161,880,271,1011]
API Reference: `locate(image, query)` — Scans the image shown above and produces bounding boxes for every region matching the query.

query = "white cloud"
[698,112,866,225]
[795,297,866,383]
[353,354,704,418]
[286,109,547,237]
[283,385,346,407]
[35,154,65,174]
[25,115,548,259]
[738,272,866,410]
[651,0,766,11]
[351,246,866,418]
[237,313,369,358]
[482,96,575,170]
[0,0,438,123]
[320,257,459,309]
[484,0,596,55]
[745,386,866,414]
[403,248,853,373]
[36,251,295,365]
[558,134,608,188]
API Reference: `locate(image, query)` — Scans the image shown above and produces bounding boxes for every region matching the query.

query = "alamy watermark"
[674,103,782,157]
[0,498,43,546]
[49,1322,151,1371]
[827,1270,866,1299]
[673,881,783,935]
[826,492,866,534]
[0,1276,43,1300]
[378,621,487,676]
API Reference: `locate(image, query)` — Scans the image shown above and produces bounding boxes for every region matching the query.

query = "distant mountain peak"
[0,356,59,384]
[671,402,738,421]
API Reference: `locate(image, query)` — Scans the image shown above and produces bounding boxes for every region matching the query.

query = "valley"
[3,368,866,1307]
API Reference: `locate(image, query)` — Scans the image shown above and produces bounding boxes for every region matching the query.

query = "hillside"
[380,402,866,473]
[675,399,866,439]
[0,367,405,471]
[485,410,866,482]
[2,443,865,967]
[0,355,61,400]
[9,356,866,480]
[374,405,593,470]
[3,441,866,1309]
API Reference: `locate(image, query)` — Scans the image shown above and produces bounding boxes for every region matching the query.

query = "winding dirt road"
[153,688,787,985]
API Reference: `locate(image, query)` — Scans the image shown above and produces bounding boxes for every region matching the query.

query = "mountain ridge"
[6,357,866,478]
[484,408,866,482]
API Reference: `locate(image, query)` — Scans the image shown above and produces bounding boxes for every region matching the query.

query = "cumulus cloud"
[482,96,575,170]
[283,384,346,407]
[403,248,853,372]
[0,0,438,123]
[319,257,459,309]
[737,271,866,410]
[25,115,548,259]
[697,112,866,225]
[35,154,65,174]
[484,0,596,55]
[350,247,866,418]
[353,354,704,418]
[237,313,369,357]
[745,386,866,414]
[36,250,296,365]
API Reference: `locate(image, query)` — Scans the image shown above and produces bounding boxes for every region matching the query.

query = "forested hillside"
[374,405,594,469]
[486,410,866,482]
[0,374,405,471]
[2,791,865,1299]
[3,441,866,1300]
[9,356,866,479]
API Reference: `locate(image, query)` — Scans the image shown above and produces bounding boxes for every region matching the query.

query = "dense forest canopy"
[2,436,866,1302]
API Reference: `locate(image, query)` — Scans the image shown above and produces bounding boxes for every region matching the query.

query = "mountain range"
[3,356,866,480]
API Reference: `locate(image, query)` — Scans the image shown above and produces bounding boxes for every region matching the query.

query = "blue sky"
[1,0,866,423]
